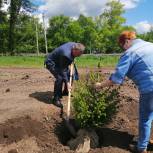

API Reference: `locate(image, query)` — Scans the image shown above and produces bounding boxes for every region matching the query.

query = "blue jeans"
[138,91,153,151]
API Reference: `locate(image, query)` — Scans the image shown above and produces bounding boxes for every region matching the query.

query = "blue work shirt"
[110,39,153,94]
[45,42,76,82]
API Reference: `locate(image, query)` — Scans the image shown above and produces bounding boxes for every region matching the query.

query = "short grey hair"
[73,43,85,52]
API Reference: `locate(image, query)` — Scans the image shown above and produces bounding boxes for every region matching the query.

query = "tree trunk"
[0,0,2,8]
[8,0,21,55]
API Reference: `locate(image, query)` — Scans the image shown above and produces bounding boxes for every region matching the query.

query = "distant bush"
[72,72,120,128]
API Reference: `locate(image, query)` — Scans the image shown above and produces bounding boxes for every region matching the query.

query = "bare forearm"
[95,80,114,89]
[100,80,114,88]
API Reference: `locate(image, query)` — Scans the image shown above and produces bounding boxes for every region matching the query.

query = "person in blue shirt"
[95,31,153,153]
[45,42,85,108]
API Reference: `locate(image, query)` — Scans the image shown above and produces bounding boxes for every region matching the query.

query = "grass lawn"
[0,55,119,68]
[75,55,119,68]
[0,56,45,68]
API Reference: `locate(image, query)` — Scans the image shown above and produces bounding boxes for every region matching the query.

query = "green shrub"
[72,72,120,128]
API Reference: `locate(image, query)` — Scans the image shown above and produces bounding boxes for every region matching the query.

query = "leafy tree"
[102,1,126,29]
[66,20,83,43]
[0,0,2,8]
[8,0,36,54]
[15,14,43,53]
[0,10,9,53]
[0,0,139,54]
[96,0,128,53]
[47,15,71,50]
[78,14,98,53]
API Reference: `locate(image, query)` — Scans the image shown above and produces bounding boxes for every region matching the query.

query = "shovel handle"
[67,63,74,120]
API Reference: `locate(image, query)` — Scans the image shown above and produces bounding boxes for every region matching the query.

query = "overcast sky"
[1,0,153,34]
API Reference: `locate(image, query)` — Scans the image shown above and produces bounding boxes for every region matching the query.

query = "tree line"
[0,0,153,55]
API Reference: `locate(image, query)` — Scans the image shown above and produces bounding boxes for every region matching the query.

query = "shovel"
[60,63,77,137]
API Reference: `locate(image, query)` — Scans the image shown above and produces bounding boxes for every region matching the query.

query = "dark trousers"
[46,64,68,101]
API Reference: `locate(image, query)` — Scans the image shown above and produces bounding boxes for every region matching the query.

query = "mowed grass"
[75,55,119,68]
[0,55,119,68]
[0,56,45,68]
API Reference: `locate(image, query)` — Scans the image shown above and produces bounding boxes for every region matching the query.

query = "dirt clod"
[8,149,18,153]
[21,75,29,80]
[5,88,10,92]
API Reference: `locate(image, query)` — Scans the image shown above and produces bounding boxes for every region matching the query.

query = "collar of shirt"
[132,39,143,46]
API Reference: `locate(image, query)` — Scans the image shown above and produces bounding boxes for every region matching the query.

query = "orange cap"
[118,31,136,45]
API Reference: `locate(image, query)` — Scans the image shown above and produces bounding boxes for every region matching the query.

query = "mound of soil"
[0,115,75,153]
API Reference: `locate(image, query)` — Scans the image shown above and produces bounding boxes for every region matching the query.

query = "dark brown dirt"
[0,67,153,153]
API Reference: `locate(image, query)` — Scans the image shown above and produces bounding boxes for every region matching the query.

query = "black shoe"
[53,99,63,108]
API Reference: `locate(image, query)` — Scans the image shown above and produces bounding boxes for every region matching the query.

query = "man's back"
[127,39,153,94]
[45,42,76,69]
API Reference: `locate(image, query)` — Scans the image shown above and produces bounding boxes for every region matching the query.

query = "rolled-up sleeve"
[109,52,134,84]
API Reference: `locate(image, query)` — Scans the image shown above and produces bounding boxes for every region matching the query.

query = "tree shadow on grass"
[29,91,54,104]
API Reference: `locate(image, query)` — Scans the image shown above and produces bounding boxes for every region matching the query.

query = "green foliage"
[72,72,120,128]
[0,13,45,54]
[96,0,126,53]
[8,0,36,54]
[46,1,131,54]
[0,12,9,53]
[66,21,83,42]
[78,15,98,53]
[138,28,153,43]
[0,0,136,54]
[0,0,2,8]
[47,15,71,50]
[102,0,126,28]
[15,14,44,53]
